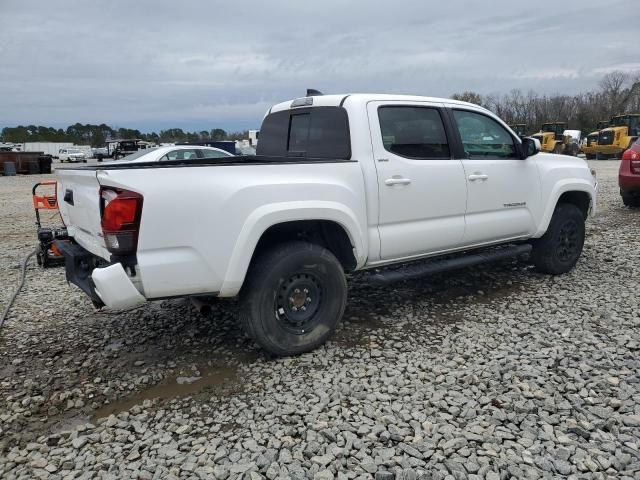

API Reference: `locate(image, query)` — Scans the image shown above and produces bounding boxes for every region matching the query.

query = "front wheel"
[530,203,585,274]
[239,241,347,356]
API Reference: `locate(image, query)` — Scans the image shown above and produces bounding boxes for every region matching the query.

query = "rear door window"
[378,106,450,159]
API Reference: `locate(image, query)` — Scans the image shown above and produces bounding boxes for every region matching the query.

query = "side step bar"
[368,243,532,285]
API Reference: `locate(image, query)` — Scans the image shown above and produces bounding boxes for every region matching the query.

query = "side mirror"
[521,137,540,159]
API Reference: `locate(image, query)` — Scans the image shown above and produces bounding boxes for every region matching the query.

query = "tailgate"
[56,168,110,260]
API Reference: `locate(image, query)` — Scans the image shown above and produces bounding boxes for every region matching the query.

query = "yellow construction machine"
[593,114,640,159]
[508,124,528,138]
[582,120,610,159]
[531,122,579,156]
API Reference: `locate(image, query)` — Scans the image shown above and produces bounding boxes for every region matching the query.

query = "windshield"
[121,147,158,160]
[612,116,628,127]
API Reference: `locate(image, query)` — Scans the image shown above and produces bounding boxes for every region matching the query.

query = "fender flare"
[218,201,366,296]
[533,179,596,238]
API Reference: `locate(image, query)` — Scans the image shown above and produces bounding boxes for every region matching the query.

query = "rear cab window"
[257,107,351,160]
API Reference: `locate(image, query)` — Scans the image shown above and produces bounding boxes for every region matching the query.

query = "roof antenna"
[306,89,323,97]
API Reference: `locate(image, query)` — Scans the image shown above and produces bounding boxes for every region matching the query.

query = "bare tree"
[451,70,640,134]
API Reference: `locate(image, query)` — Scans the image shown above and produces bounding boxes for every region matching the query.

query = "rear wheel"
[239,241,347,356]
[622,190,640,208]
[531,203,585,274]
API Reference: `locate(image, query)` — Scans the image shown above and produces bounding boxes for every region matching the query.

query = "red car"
[620,138,640,207]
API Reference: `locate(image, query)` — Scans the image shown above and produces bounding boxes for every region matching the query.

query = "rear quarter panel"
[97,162,367,298]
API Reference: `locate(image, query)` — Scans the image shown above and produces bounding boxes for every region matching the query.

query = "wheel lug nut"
[301,306,306,311]
[303,288,308,293]
[306,297,311,303]
[289,297,295,303]
[294,288,300,293]
[292,306,298,311]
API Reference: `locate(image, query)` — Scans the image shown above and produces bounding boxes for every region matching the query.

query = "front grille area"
[598,130,614,146]
[587,134,598,147]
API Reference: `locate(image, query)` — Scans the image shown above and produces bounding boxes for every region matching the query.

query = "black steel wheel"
[275,272,324,335]
[531,203,585,274]
[556,219,579,263]
[240,241,347,356]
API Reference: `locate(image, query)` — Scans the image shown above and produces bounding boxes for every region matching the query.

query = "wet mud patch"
[92,363,240,421]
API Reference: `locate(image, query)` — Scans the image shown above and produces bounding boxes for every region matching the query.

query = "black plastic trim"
[56,156,358,171]
[339,95,351,107]
[54,239,106,307]
[369,243,532,285]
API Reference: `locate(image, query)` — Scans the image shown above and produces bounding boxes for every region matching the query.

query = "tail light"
[632,160,640,175]
[100,187,143,255]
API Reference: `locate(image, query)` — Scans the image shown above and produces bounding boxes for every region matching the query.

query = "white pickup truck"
[55,93,597,356]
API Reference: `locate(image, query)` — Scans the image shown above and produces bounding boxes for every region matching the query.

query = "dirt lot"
[0,160,638,480]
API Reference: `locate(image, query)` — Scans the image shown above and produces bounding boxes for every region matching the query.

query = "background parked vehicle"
[595,114,640,159]
[175,140,237,155]
[619,138,640,207]
[582,120,610,159]
[531,122,579,156]
[107,139,155,159]
[91,147,109,161]
[58,148,86,163]
[508,124,527,138]
[106,145,234,163]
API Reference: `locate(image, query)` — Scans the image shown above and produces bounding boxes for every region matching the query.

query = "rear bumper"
[55,240,146,310]
[619,173,640,192]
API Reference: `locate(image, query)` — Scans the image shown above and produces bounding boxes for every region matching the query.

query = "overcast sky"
[1,0,639,132]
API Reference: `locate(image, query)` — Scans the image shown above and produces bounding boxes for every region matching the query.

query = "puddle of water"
[92,364,239,421]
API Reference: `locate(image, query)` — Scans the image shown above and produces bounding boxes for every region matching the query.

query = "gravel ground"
[0,160,638,480]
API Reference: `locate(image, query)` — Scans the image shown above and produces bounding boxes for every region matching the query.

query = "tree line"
[452,71,640,134]
[0,124,250,147]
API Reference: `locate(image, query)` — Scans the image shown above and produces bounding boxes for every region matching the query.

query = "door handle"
[385,177,412,186]
[468,174,488,181]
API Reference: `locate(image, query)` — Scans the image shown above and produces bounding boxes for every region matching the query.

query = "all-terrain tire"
[239,241,347,356]
[531,203,585,275]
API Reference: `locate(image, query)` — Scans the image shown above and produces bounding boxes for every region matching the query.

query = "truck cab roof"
[268,93,489,115]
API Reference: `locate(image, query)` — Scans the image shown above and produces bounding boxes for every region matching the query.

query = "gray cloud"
[1,0,638,131]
